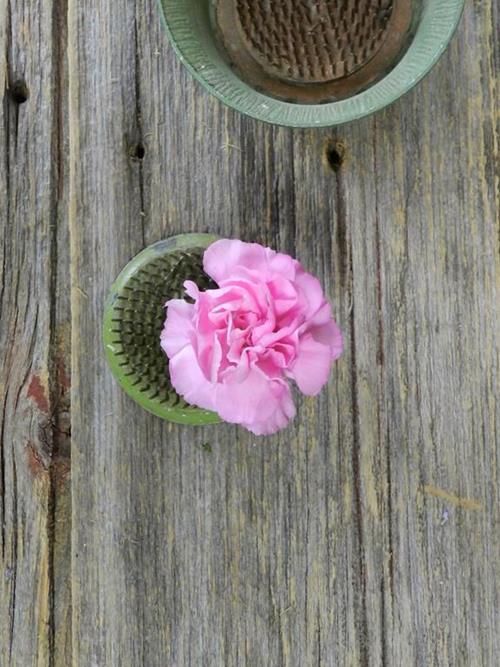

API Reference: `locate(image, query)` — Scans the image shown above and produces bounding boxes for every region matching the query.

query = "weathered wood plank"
[64,0,497,665]
[0,0,71,664]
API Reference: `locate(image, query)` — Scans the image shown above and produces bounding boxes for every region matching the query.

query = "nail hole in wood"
[9,80,29,105]
[130,142,145,161]
[325,139,346,173]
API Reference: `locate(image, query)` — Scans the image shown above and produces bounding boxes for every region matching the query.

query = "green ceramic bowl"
[158,0,465,127]
[103,234,221,425]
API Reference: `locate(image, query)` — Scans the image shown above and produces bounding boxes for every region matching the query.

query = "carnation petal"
[204,239,269,283]
[214,368,295,435]
[203,239,298,284]
[326,319,343,360]
[289,335,333,396]
[309,315,344,360]
[183,280,200,300]
[161,299,194,357]
[294,269,327,318]
[244,384,296,436]
[299,301,343,360]
[168,345,215,411]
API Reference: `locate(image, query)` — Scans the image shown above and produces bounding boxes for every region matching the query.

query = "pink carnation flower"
[161,240,343,435]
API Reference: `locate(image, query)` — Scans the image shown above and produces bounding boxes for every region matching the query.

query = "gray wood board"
[0,0,71,665]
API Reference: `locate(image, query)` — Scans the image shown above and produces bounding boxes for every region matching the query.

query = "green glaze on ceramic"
[103,233,222,425]
[157,0,465,127]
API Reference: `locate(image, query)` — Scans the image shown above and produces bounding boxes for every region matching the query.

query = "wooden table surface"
[1,1,499,665]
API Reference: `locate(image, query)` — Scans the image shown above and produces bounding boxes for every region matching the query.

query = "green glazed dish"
[158,0,465,128]
[103,234,221,425]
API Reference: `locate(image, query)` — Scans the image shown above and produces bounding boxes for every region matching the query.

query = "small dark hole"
[9,80,29,105]
[130,142,145,160]
[325,140,346,173]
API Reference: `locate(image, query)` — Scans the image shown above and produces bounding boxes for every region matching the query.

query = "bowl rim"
[157,0,466,128]
[103,233,222,426]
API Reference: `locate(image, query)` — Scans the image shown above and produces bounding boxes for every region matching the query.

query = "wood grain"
[1,0,498,664]
[67,1,499,665]
[0,0,71,665]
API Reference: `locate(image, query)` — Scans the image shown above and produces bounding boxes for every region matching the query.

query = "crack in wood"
[348,261,370,667]
[49,1,72,662]
[372,122,394,666]
[133,9,146,248]
[8,453,18,665]
[0,389,8,561]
